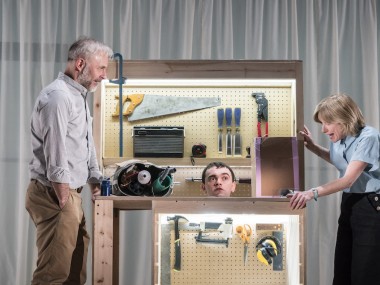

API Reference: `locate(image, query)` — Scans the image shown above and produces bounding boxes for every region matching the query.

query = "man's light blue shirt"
[29,72,102,189]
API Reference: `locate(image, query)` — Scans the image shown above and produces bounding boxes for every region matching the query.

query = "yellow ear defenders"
[256,235,282,265]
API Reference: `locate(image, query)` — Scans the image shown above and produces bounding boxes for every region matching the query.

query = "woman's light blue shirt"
[330,126,380,193]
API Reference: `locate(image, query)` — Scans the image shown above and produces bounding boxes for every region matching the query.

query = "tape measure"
[192,143,207,158]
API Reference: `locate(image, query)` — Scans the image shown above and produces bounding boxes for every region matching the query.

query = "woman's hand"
[289,190,314,210]
[299,125,315,151]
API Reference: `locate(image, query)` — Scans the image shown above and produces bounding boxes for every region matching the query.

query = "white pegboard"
[101,79,297,159]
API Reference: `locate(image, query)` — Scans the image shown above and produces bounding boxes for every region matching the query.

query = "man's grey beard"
[77,65,98,92]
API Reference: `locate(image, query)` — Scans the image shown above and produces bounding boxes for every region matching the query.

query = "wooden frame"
[93,60,304,192]
[92,60,306,284]
[92,197,305,285]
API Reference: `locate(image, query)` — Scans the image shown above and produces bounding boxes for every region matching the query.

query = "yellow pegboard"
[101,79,296,159]
[100,79,297,197]
[159,214,298,285]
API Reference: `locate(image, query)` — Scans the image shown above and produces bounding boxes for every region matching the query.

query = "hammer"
[167,215,188,271]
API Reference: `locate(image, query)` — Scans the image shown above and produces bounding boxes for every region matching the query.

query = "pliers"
[252,93,268,137]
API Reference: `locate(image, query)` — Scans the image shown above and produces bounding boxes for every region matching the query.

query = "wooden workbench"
[92,196,305,285]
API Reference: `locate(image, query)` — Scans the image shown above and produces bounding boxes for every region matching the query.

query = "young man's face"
[201,166,236,197]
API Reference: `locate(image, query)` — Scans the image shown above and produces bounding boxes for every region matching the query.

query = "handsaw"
[112,94,221,121]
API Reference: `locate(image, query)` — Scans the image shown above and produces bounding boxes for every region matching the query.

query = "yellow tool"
[236,224,252,266]
[256,235,282,266]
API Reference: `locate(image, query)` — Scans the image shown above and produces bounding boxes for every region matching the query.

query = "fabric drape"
[1,0,378,284]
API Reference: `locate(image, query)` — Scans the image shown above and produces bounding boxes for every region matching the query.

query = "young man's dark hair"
[201,162,236,183]
[201,162,236,197]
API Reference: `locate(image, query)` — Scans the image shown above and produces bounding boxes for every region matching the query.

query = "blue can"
[101,178,111,196]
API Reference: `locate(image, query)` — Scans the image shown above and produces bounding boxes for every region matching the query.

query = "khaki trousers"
[25,179,89,285]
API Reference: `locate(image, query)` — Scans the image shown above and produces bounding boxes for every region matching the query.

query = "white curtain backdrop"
[1,0,379,284]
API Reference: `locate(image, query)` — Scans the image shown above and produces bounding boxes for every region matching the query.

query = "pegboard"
[100,79,297,197]
[159,214,300,285]
[101,79,296,159]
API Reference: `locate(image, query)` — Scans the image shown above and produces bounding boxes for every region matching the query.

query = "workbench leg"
[113,209,120,285]
[93,200,114,285]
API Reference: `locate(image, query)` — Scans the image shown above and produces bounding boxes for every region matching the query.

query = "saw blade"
[128,95,221,121]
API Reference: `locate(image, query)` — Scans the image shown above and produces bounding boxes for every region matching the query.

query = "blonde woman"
[290,93,380,284]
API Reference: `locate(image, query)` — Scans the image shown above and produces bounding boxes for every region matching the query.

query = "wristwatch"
[311,188,319,201]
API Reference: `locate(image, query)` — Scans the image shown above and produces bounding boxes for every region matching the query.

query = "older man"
[25,37,113,285]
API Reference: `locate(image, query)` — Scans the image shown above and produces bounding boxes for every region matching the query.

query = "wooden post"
[93,199,114,285]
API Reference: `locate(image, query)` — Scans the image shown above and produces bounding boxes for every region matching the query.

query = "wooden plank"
[152,199,301,215]
[299,208,306,284]
[92,59,116,168]
[93,200,114,285]
[115,60,302,79]
[102,157,252,168]
[295,62,305,191]
[113,209,120,285]
[93,84,102,169]
[153,213,159,285]
[95,196,299,215]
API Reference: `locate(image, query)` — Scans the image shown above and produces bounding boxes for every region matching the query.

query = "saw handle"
[112,94,145,116]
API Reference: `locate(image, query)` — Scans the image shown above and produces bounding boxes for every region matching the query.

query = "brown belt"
[31,179,83,193]
[70,187,83,193]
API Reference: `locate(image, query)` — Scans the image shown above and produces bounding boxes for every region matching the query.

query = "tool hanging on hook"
[233,107,242,156]
[217,108,224,153]
[225,107,233,156]
[252,92,268,137]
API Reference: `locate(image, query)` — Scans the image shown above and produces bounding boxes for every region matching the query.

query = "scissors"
[236,224,252,266]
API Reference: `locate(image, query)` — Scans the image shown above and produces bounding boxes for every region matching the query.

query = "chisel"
[233,107,242,156]
[217,108,224,153]
[225,107,233,156]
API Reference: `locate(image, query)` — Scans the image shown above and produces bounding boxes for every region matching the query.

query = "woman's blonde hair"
[313,93,365,136]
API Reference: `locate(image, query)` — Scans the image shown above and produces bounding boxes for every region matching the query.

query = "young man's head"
[201,162,236,197]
